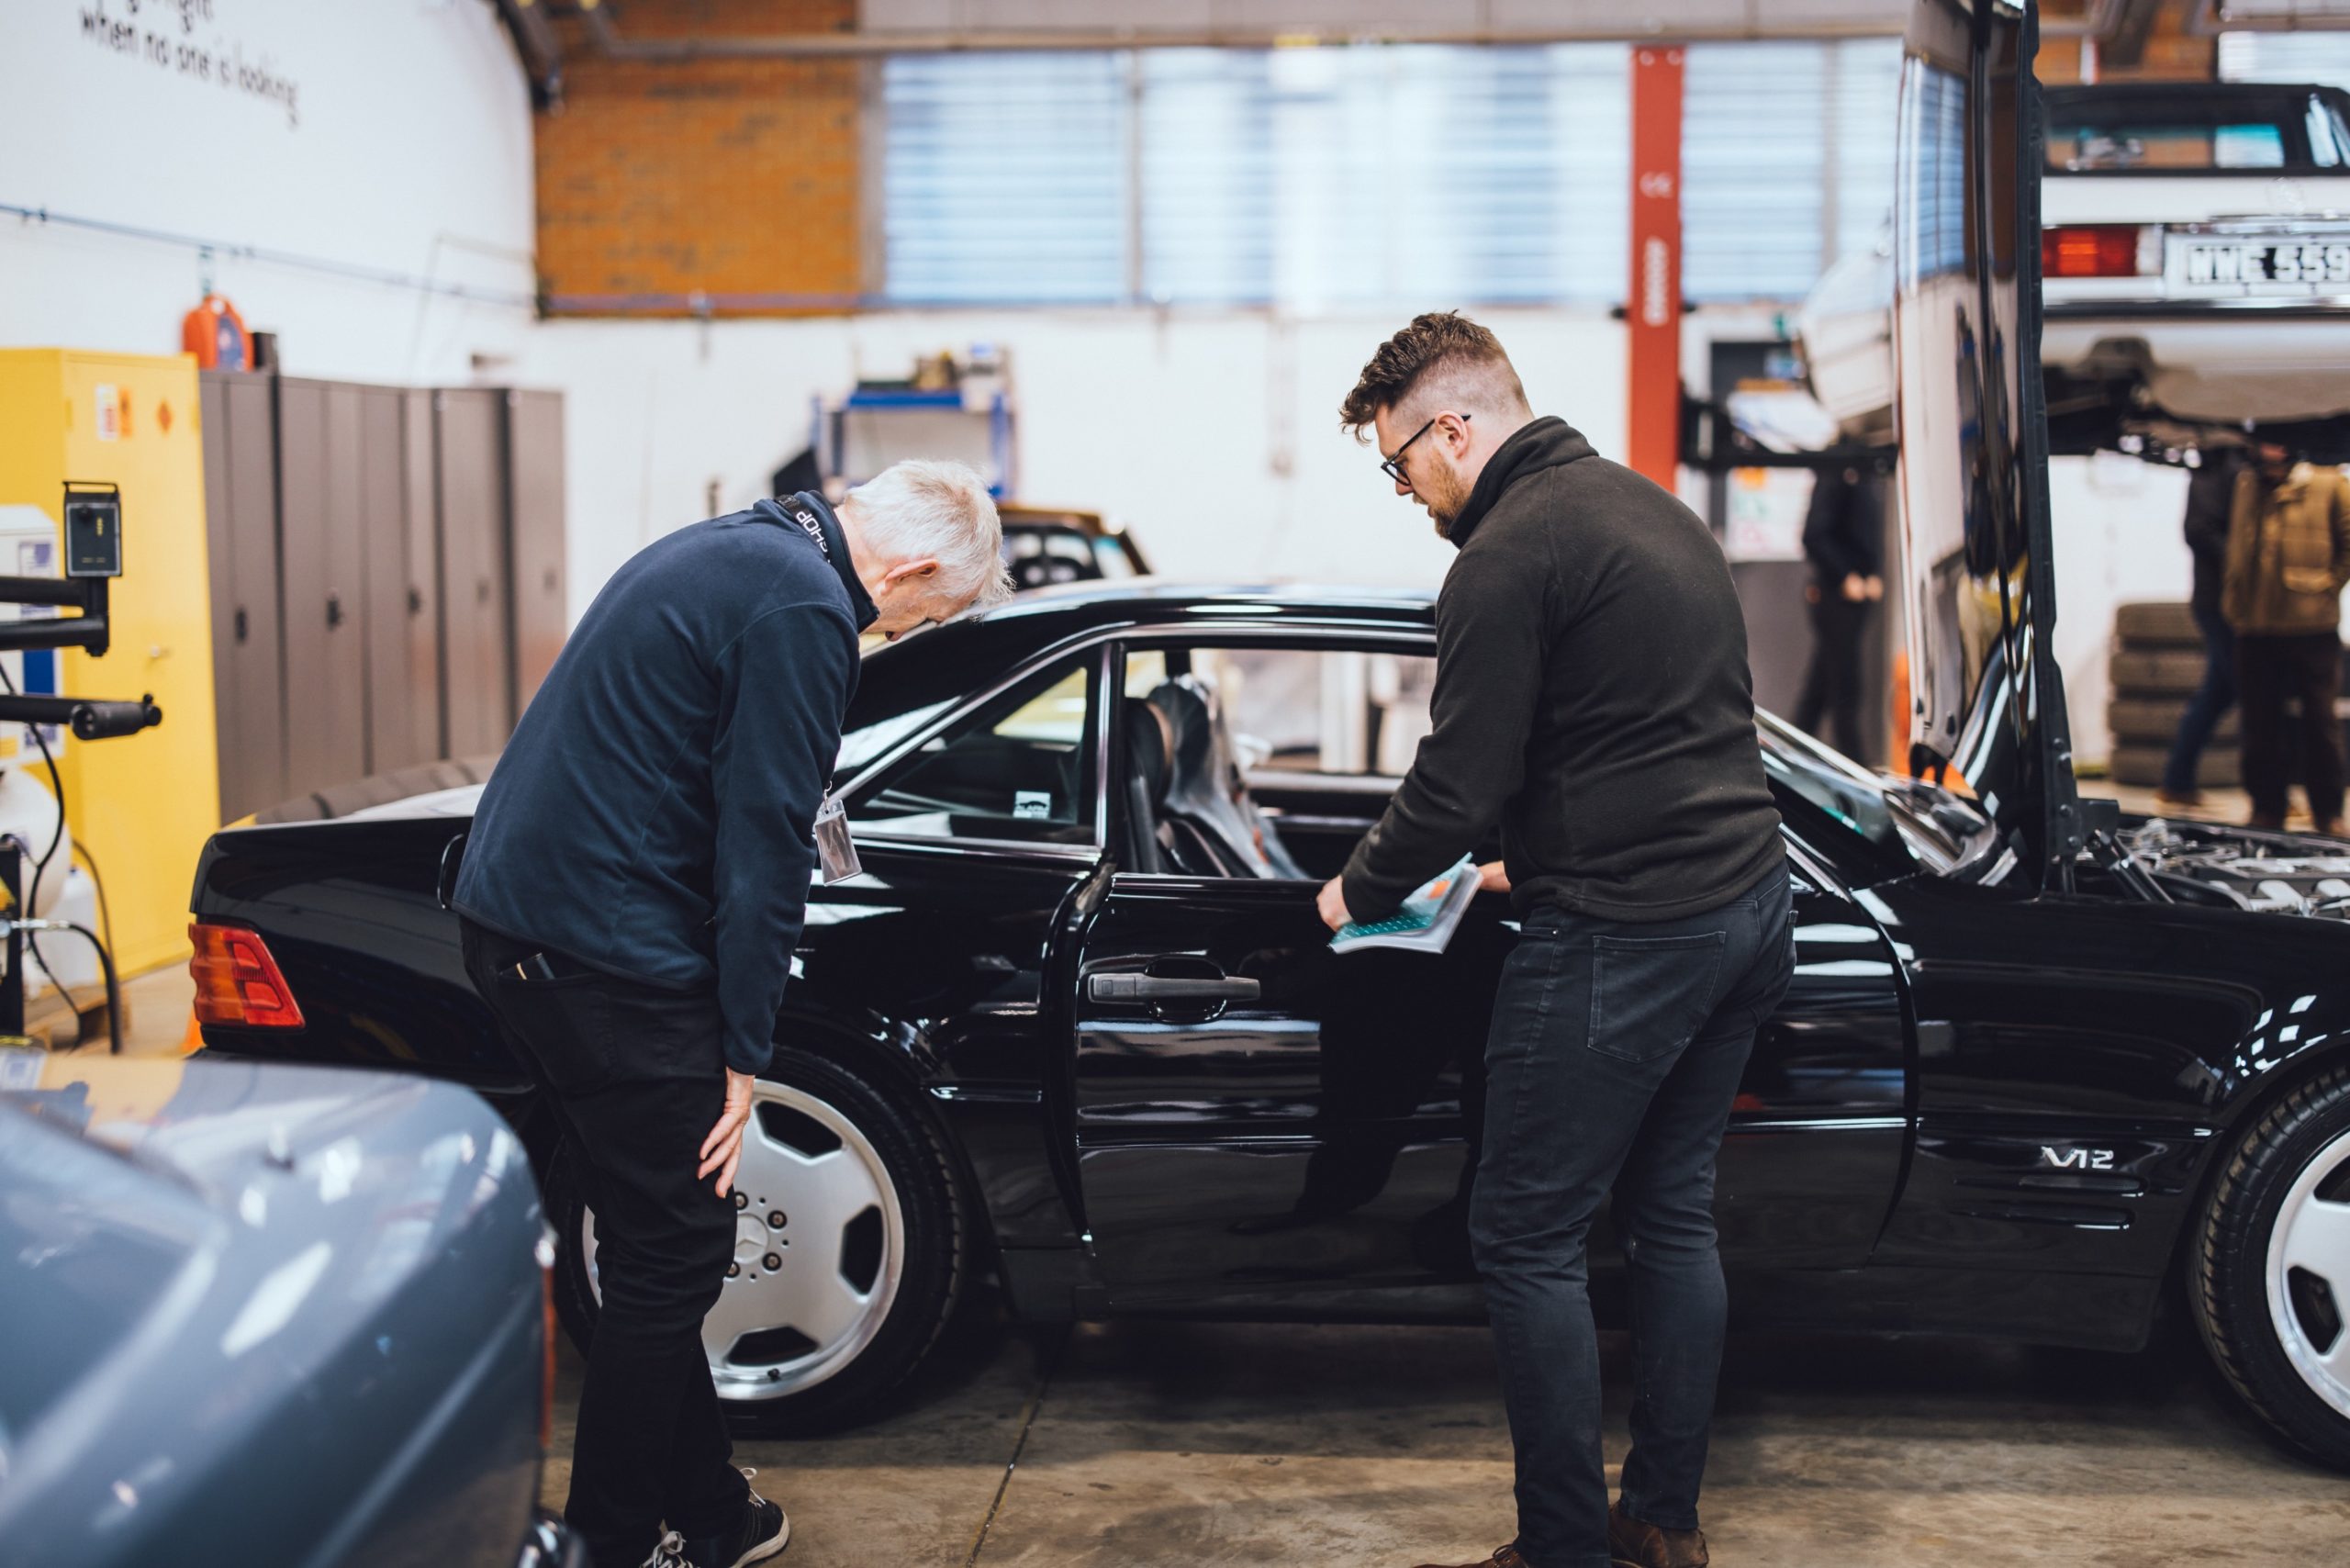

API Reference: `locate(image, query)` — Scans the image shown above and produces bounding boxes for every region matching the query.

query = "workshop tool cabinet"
[0,349,224,977]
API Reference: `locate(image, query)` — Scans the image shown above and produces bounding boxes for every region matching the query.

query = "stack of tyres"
[2108,600,2239,789]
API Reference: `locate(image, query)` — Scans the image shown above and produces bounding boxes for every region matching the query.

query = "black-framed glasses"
[1380,412,1466,485]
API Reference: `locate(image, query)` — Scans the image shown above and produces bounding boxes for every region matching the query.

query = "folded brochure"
[1330,857,1480,956]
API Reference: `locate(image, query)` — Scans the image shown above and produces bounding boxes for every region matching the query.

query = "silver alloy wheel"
[582,1079,906,1401]
[2266,1126,2350,1418]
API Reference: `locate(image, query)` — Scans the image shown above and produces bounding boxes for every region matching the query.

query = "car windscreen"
[1755,712,2004,882]
[2045,88,2350,173]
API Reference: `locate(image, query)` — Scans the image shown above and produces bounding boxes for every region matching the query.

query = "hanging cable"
[71,839,115,967]
[0,665,122,1053]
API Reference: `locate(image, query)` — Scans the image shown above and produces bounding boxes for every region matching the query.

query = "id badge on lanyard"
[813,789,862,883]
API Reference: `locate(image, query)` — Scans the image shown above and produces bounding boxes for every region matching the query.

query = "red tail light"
[2042,224,2154,278]
[188,921,307,1029]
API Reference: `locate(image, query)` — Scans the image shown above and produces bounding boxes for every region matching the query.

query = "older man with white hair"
[454,459,1008,1568]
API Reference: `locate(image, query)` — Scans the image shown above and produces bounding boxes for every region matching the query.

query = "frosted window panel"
[884,52,1130,304]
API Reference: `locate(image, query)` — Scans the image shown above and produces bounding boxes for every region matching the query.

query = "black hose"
[39,920,121,1056]
[70,839,113,962]
[0,666,121,1053]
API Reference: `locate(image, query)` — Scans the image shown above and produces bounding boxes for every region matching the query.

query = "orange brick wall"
[537,0,863,315]
[2039,2,2215,85]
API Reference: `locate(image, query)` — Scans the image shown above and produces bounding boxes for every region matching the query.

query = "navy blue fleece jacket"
[455,495,877,1075]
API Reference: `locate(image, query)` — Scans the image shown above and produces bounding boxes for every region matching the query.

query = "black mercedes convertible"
[190,0,2350,1469]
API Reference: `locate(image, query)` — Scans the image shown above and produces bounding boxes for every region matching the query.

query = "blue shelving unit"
[811,386,1016,498]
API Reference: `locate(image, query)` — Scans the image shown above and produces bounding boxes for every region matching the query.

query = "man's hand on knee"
[698,1068,755,1196]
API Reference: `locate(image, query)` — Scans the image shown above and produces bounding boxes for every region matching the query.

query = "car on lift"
[187,3,2350,1471]
[2040,80,2350,438]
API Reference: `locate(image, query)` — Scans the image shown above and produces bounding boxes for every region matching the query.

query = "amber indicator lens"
[188,921,307,1029]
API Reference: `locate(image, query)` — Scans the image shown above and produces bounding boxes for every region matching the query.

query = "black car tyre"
[2191,1063,2350,1468]
[546,1044,967,1433]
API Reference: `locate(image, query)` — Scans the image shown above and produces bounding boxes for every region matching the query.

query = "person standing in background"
[1792,465,1883,761]
[2158,447,2246,811]
[2222,442,2350,837]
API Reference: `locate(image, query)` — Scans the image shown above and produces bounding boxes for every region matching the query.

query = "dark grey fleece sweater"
[1339,417,1783,924]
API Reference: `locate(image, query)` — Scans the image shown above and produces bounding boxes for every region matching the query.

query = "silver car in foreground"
[0,1049,578,1568]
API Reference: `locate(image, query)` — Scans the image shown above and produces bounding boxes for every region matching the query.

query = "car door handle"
[1088,973,1261,1002]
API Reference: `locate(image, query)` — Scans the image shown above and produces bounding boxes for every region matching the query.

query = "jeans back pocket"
[1587,929,1729,1063]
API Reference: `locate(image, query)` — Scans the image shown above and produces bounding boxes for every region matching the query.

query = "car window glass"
[1125,646,1436,777]
[1091,537,1137,577]
[2308,97,2344,169]
[852,661,1093,844]
[837,700,954,778]
[2045,94,2315,171]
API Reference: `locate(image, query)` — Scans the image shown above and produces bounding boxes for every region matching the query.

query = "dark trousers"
[2162,597,2236,797]
[2236,632,2344,825]
[461,920,748,1568]
[1470,865,1796,1568]
[1794,596,1869,760]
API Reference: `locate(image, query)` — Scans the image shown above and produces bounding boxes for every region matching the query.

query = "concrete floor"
[543,1308,2348,1567]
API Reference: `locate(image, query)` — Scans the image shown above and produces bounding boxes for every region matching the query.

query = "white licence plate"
[2167,236,2350,295]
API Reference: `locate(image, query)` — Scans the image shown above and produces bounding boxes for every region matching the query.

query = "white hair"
[840,460,1012,610]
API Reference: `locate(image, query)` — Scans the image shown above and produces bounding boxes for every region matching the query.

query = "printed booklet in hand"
[1330,857,1482,956]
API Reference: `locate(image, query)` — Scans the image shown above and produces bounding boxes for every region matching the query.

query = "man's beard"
[1422,467,1472,538]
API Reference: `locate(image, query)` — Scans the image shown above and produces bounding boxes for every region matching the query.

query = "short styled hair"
[1338,310,1530,440]
[842,459,1013,610]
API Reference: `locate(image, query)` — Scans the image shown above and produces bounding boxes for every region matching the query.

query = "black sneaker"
[685,1473,789,1568]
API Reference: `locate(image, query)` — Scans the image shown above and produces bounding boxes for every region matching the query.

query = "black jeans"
[1794,595,1869,761]
[2162,595,2236,797]
[461,920,748,1568]
[2237,632,2345,825]
[1470,864,1796,1568]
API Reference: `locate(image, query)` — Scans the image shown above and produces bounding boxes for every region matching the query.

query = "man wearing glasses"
[1323,312,1791,1568]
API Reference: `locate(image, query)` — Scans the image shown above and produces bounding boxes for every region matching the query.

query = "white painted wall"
[510,308,1630,621]
[0,0,536,384]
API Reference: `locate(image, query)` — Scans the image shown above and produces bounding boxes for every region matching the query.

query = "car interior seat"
[1138,677,1306,879]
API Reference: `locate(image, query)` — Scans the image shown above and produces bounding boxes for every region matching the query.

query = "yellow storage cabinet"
[0,350,221,977]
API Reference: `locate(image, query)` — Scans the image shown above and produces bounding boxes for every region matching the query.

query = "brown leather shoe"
[1607,1501,1708,1568]
[1409,1548,1530,1568]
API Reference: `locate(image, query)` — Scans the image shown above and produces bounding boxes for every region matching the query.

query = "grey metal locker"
[197,371,288,822]
[199,375,236,808]
[402,390,446,766]
[435,388,511,758]
[504,389,567,718]
[277,380,369,797]
[362,388,439,774]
